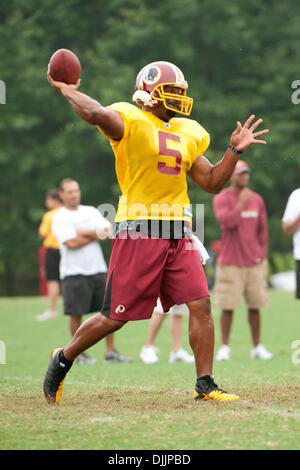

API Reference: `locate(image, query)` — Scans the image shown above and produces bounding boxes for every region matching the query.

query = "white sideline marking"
[242,400,300,419]
[90,416,117,423]
[2,375,300,419]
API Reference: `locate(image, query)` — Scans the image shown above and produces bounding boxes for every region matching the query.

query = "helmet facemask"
[151,84,193,116]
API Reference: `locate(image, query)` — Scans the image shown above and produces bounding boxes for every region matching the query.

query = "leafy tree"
[0,0,299,294]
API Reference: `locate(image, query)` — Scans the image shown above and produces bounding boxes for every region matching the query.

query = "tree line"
[0,0,299,294]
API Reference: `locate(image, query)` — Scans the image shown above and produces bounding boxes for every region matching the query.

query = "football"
[49,48,81,85]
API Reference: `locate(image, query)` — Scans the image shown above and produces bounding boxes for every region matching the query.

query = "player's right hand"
[47,66,81,94]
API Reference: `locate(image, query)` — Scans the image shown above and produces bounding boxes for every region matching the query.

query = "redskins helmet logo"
[143,66,161,85]
[115,304,126,314]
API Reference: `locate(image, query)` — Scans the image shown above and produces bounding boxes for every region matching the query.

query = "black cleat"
[194,375,240,402]
[43,348,69,404]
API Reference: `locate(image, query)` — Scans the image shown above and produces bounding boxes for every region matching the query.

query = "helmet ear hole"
[132,90,159,108]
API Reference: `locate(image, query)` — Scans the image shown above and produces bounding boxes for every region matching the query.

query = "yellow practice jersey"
[39,208,60,249]
[97,102,210,222]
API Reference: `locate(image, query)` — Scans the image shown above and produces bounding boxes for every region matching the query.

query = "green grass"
[0,290,299,450]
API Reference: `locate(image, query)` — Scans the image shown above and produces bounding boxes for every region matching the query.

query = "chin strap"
[132,90,158,108]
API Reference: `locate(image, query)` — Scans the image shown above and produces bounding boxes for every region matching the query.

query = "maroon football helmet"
[133,61,193,116]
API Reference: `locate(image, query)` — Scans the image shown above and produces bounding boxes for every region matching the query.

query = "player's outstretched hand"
[230,115,269,152]
[47,66,81,94]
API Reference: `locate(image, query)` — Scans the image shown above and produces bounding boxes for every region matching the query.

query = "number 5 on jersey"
[157,131,182,176]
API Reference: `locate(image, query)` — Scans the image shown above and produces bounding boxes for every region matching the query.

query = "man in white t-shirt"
[282,188,300,298]
[52,178,131,364]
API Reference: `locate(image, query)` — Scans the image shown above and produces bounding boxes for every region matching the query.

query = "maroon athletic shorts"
[101,232,210,321]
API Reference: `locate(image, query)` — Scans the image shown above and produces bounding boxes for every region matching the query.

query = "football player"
[44,61,269,403]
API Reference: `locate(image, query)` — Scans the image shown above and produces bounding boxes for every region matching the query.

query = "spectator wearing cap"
[212,160,273,361]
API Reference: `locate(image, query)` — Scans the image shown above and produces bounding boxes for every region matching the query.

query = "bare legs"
[47,280,60,315]
[69,314,82,337]
[36,281,60,321]
[63,296,216,373]
[145,313,165,347]
[248,308,260,347]
[220,308,260,347]
[68,314,120,356]
[105,333,116,353]
[220,310,233,345]
[187,297,214,377]
[169,315,183,352]
[63,313,126,361]
[145,313,186,352]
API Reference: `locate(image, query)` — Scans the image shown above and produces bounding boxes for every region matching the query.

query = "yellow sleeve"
[185,120,210,165]
[38,213,51,238]
[197,127,210,156]
[96,102,141,143]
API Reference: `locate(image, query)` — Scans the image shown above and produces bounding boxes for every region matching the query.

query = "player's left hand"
[230,115,269,151]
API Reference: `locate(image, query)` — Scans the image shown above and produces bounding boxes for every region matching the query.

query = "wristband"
[228,144,243,154]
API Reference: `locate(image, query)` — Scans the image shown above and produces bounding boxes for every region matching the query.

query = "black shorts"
[45,248,60,281]
[61,272,107,316]
[296,261,300,299]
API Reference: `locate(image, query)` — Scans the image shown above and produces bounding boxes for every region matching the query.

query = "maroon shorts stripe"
[101,233,209,321]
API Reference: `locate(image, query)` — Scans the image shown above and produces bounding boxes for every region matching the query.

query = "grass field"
[0,290,299,451]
